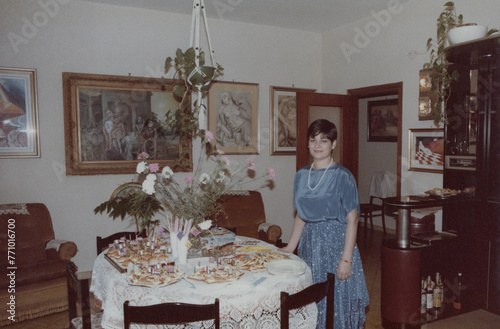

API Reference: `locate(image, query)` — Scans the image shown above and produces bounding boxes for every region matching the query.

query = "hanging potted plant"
[423,1,498,127]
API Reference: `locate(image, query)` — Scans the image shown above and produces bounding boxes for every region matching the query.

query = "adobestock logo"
[340,0,403,64]
[7,0,71,54]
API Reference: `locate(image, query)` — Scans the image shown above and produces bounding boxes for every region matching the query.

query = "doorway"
[348,82,403,200]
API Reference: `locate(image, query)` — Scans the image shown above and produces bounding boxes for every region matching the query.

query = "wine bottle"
[426,275,434,311]
[453,272,463,310]
[433,272,443,309]
[421,277,427,314]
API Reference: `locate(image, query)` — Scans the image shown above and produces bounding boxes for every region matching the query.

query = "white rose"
[199,173,210,184]
[142,174,157,195]
[198,220,212,231]
[136,161,147,174]
[161,166,174,179]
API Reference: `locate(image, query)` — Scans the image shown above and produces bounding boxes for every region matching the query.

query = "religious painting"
[408,128,444,173]
[270,86,316,155]
[0,67,40,158]
[63,72,192,175]
[208,81,259,154]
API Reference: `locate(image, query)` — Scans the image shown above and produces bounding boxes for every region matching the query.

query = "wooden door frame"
[296,92,356,173]
[347,82,403,197]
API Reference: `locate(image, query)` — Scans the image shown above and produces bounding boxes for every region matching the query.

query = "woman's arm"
[337,208,358,280]
[278,213,305,253]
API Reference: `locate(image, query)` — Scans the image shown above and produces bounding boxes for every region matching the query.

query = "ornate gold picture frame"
[63,72,192,175]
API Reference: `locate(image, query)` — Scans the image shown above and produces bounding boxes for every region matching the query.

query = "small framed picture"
[0,67,40,158]
[208,81,259,154]
[408,128,445,173]
[418,69,436,121]
[270,86,316,155]
[368,99,398,142]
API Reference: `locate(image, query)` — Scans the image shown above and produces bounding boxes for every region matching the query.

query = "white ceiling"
[82,0,411,33]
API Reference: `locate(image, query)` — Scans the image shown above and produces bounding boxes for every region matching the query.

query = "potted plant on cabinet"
[423,1,498,127]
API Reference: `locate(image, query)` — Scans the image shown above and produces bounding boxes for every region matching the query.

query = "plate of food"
[267,259,306,278]
[233,252,290,272]
[425,188,461,199]
[187,265,244,284]
[126,263,184,287]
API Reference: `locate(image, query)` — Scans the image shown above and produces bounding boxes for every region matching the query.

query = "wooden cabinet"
[444,35,500,314]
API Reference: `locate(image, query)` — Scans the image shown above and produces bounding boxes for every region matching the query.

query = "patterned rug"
[422,309,500,329]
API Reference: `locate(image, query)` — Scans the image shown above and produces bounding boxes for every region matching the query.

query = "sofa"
[0,203,78,328]
[211,191,282,245]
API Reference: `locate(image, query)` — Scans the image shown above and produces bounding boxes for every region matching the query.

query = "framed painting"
[0,67,40,158]
[63,72,192,176]
[208,81,259,154]
[408,128,444,173]
[270,86,316,155]
[368,98,398,142]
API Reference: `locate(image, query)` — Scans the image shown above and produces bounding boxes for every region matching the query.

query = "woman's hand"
[278,245,294,254]
[337,260,352,280]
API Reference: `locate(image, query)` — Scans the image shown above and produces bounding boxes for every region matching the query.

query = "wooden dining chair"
[96,230,146,255]
[280,272,335,329]
[359,196,387,233]
[123,299,220,329]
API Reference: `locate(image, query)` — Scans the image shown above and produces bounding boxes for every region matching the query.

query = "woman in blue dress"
[279,119,369,328]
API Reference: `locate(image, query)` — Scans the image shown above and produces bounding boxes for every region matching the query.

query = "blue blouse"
[294,164,360,223]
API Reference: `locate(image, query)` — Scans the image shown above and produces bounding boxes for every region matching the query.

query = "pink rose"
[148,163,160,173]
[137,152,149,160]
[185,175,194,184]
[247,159,256,170]
[205,131,214,142]
[268,168,275,180]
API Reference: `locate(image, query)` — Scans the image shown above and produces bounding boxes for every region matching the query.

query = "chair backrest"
[211,191,266,239]
[123,299,220,329]
[96,230,146,255]
[280,272,335,329]
[67,262,91,329]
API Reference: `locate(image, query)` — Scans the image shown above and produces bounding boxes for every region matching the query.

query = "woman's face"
[308,132,336,162]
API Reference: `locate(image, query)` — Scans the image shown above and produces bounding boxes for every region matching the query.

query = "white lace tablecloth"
[90,236,317,329]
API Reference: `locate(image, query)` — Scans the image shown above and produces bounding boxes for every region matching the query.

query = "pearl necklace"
[307,158,334,191]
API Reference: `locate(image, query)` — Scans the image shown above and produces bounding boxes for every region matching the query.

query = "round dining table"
[90,235,317,329]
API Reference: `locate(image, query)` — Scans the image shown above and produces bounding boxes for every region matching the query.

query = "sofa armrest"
[258,223,282,246]
[46,239,78,261]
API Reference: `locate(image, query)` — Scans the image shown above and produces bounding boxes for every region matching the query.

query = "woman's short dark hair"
[307,119,337,142]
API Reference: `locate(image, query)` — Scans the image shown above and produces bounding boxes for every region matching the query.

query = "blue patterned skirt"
[298,219,369,329]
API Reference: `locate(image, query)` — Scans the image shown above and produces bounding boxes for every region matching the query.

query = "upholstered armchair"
[212,191,282,245]
[0,203,78,328]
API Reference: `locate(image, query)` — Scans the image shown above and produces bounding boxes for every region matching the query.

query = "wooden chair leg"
[382,211,386,234]
[369,210,374,230]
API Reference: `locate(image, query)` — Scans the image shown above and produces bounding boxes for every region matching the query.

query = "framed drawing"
[408,128,444,173]
[63,72,192,176]
[0,67,40,158]
[208,81,259,154]
[368,98,398,142]
[270,86,316,155]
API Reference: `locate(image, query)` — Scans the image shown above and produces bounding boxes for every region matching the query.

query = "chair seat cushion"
[0,260,68,288]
